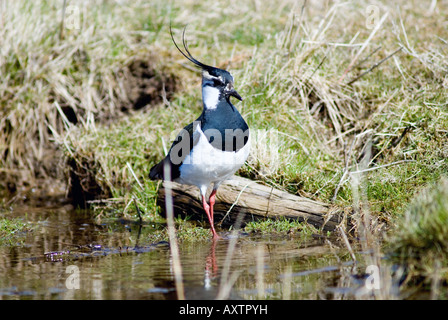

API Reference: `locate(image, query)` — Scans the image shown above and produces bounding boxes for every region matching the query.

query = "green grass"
[244,217,319,239]
[0,217,33,246]
[144,218,213,243]
[143,217,320,243]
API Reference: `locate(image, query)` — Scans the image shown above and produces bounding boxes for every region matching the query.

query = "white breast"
[178,123,250,192]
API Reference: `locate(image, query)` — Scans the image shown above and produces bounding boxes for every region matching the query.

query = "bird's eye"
[212,78,224,86]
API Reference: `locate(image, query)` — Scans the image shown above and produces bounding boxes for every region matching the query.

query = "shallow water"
[0,206,373,300]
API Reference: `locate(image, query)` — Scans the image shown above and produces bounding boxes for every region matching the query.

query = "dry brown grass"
[0,1,177,198]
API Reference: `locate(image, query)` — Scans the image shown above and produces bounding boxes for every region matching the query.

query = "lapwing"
[149,27,250,239]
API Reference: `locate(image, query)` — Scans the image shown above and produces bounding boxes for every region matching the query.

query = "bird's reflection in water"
[204,238,218,289]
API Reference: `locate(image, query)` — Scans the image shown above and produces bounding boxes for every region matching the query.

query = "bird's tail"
[149,157,174,180]
[149,159,165,180]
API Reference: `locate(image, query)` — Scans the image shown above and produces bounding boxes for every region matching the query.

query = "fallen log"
[157,176,343,231]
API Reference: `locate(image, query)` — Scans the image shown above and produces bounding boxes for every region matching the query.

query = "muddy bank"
[1,54,179,206]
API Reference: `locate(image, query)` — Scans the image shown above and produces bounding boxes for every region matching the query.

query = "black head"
[170,25,242,101]
[201,68,242,101]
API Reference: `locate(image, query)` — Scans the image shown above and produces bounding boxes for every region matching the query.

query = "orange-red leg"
[202,195,218,239]
[209,189,217,225]
[209,189,220,239]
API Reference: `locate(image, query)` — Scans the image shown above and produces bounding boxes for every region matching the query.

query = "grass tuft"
[244,217,319,239]
[145,218,212,243]
[388,177,448,282]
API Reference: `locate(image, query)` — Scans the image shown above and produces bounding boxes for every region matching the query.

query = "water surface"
[0,206,363,300]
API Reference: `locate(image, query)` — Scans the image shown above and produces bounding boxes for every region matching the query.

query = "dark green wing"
[149,120,197,181]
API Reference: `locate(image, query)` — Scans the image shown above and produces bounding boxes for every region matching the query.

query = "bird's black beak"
[229,89,243,101]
